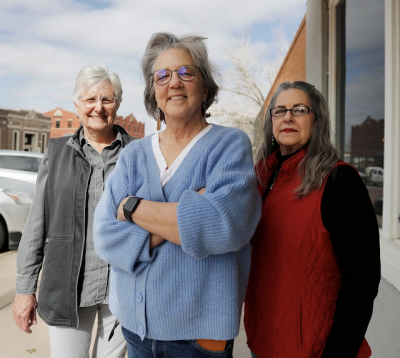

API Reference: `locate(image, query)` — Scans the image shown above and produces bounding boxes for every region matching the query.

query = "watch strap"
[123,196,143,222]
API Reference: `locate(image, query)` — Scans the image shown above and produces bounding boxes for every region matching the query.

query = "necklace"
[269,164,281,189]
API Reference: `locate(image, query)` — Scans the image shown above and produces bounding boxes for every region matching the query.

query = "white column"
[382,0,400,242]
[306,0,329,98]
[381,0,400,290]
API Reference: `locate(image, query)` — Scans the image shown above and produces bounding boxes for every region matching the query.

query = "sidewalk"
[0,251,251,357]
[0,250,51,357]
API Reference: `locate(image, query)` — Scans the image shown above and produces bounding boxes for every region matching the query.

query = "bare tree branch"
[211,37,284,143]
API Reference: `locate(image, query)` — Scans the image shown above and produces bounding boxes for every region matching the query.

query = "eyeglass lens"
[153,66,197,85]
[82,97,116,108]
[271,106,310,117]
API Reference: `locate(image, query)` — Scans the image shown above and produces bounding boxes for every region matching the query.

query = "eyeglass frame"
[151,65,200,86]
[78,96,118,108]
[270,105,314,117]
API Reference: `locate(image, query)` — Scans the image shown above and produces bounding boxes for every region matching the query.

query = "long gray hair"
[255,81,339,198]
[141,32,220,122]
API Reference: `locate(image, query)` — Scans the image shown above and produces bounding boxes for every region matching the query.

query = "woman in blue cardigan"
[93,32,261,358]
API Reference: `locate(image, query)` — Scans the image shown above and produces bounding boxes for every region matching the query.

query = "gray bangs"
[141,32,220,121]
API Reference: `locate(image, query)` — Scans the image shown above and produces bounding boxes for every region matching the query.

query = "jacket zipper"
[69,139,91,329]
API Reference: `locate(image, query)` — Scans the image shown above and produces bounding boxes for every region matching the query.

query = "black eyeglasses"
[152,65,199,85]
[270,105,314,117]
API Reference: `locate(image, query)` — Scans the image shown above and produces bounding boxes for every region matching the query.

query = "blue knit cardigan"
[93,124,261,341]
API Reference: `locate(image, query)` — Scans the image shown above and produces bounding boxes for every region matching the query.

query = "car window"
[0,156,42,173]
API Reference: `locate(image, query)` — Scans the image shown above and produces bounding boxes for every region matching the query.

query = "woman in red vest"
[244,81,380,358]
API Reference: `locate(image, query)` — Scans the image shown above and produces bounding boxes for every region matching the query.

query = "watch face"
[124,197,138,212]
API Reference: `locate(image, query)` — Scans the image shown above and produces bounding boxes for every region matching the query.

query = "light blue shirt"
[93,124,261,341]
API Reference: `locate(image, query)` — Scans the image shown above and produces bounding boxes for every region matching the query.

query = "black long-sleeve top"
[265,152,381,358]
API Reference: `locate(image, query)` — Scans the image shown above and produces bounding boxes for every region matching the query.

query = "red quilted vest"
[244,149,371,358]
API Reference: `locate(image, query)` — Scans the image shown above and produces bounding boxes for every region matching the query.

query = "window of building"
[336,0,384,226]
[56,120,60,128]
[68,120,72,129]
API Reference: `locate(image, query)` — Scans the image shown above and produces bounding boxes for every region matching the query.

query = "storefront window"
[336,0,385,226]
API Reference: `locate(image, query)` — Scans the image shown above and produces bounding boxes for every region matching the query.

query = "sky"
[0,0,306,136]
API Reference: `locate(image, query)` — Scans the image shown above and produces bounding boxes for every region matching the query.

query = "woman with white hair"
[93,33,261,358]
[13,64,132,358]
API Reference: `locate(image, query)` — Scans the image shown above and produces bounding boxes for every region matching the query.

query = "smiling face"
[74,81,118,135]
[153,48,208,124]
[272,88,315,155]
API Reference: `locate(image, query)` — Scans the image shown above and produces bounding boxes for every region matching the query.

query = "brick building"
[253,16,306,147]
[45,108,145,140]
[351,116,385,170]
[0,108,51,152]
[115,113,145,139]
[45,108,80,138]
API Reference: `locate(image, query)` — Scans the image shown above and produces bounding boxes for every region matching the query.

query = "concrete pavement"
[0,251,251,358]
[3,250,400,357]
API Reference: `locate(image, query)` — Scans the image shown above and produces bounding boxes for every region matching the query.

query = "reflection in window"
[336,0,384,226]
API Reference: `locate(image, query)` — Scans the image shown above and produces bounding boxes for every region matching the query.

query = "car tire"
[0,219,8,253]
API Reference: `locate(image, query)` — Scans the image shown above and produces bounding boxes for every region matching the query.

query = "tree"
[210,38,288,145]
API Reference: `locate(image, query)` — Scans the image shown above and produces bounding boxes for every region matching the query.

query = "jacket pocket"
[38,237,74,324]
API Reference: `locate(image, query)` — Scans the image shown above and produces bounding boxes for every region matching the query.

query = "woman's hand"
[117,197,130,221]
[150,234,165,249]
[198,188,206,195]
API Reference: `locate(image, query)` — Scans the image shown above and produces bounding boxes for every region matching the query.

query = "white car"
[0,150,43,251]
[0,177,35,251]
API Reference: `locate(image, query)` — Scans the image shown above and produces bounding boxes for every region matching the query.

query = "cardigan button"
[136,293,143,303]
[138,324,145,335]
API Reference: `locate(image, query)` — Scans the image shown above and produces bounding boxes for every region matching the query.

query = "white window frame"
[13,130,20,151]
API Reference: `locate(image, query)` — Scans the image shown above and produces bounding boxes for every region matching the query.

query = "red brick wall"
[45,108,80,138]
[45,109,145,139]
[115,114,145,139]
[264,16,306,110]
[254,16,306,148]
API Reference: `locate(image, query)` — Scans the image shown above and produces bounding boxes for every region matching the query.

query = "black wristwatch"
[123,196,143,222]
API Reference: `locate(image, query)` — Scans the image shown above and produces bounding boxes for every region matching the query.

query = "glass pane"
[0,156,42,172]
[337,0,385,226]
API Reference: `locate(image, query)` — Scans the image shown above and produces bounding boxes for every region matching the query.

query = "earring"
[271,135,275,145]
[157,108,161,131]
[202,101,206,112]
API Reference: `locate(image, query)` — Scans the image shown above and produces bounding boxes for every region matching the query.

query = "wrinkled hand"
[198,188,206,195]
[117,197,131,221]
[13,294,37,333]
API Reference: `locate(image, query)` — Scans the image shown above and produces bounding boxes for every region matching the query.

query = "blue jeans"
[122,327,234,358]
[250,352,259,358]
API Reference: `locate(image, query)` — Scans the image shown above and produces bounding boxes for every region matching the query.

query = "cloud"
[0,0,305,135]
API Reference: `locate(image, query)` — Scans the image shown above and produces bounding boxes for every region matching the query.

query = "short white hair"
[73,64,123,105]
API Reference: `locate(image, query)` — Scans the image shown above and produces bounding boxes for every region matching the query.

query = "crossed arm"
[117,188,206,248]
